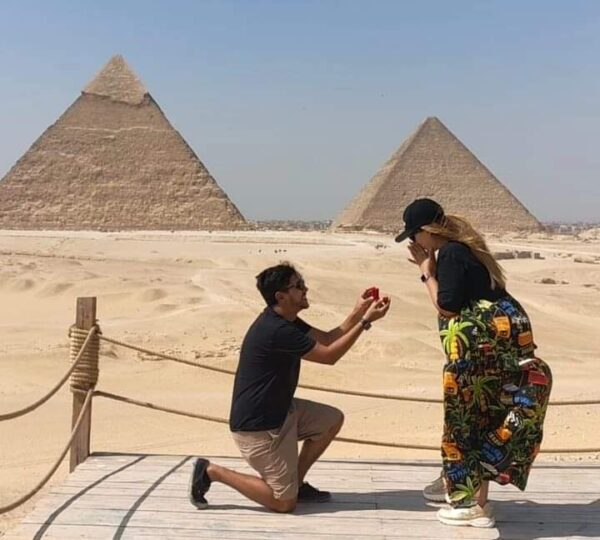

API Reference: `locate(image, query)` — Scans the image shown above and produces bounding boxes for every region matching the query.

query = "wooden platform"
[5,454,600,539]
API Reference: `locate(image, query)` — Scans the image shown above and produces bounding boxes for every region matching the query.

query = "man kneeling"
[189,262,390,512]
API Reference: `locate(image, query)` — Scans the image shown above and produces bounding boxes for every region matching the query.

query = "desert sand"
[1,229,599,533]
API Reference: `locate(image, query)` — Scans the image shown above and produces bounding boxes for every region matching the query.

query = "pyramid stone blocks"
[0,55,246,231]
[333,117,541,233]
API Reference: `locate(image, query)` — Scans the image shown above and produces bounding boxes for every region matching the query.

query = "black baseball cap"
[394,198,445,243]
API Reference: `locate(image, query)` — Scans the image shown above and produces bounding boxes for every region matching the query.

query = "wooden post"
[69,297,97,472]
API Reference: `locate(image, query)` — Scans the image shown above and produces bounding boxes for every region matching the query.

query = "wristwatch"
[420,273,432,283]
[360,318,372,330]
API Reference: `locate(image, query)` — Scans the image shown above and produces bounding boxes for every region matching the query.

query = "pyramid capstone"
[83,55,148,104]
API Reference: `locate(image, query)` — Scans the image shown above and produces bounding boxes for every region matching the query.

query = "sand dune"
[1,229,599,533]
[37,282,74,297]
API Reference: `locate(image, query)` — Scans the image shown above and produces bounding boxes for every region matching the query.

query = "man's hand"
[352,289,376,319]
[304,295,391,365]
[363,296,391,323]
[310,289,378,346]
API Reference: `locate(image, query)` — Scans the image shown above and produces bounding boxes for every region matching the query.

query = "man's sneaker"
[189,458,211,509]
[423,473,446,502]
[437,502,496,528]
[297,482,332,503]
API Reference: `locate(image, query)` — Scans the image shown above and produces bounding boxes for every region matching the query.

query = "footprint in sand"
[138,288,168,302]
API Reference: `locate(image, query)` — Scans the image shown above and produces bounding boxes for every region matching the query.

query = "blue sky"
[1,0,599,221]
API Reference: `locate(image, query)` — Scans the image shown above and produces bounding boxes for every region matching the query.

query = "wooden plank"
[6,456,600,540]
[80,455,380,471]
[19,502,600,526]
[64,467,583,488]
[10,515,496,539]
[26,498,600,526]
[83,453,600,469]
[9,518,600,540]
[30,490,600,511]
[0,522,497,540]
[49,481,599,497]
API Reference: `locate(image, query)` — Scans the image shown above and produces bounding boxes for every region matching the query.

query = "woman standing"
[395,198,552,528]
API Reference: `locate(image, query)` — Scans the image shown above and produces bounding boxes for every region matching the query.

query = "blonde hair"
[423,215,506,290]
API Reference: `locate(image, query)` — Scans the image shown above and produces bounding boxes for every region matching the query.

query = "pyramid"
[0,55,246,230]
[333,117,541,233]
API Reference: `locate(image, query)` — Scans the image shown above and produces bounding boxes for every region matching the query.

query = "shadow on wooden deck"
[5,453,600,540]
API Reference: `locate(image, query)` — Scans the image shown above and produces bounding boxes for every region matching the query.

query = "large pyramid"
[333,117,541,233]
[0,55,246,230]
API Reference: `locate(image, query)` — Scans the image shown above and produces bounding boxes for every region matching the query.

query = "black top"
[229,307,316,432]
[436,241,506,312]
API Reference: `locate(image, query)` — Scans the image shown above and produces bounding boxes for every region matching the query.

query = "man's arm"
[303,298,391,365]
[308,292,373,345]
[308,312,360,346]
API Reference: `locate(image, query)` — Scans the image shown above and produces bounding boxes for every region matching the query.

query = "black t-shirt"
[436,241,506,312]
[229,307,316,432]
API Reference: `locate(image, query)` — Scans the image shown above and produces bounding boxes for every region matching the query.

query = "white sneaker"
[423,474,446,502]
[437,502,496,528]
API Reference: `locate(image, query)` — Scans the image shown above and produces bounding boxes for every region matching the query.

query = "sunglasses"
[282,278,307,292]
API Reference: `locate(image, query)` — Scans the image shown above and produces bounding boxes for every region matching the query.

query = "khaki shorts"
[231,398,343,500]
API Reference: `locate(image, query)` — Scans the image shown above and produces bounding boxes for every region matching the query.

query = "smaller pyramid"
[0,55,246,231]
[333,117,541,233]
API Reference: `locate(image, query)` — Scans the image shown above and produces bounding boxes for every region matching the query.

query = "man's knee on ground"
[272,496,297,513]
[331,410,344,433]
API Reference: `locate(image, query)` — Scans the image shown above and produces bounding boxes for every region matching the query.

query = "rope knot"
[69,325,101,391]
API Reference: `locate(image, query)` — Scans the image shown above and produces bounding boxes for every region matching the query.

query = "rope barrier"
[0,327,98,422]
[99,335,236,376]
[0,389,93,515]
[5,311,600,517]
[298,383,441,403]
[99,336,440,403]
[93,390,228,425]
[98,334,600,407]
[92,390,600,454]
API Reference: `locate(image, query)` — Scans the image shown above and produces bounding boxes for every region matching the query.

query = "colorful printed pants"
[439,296,552,506]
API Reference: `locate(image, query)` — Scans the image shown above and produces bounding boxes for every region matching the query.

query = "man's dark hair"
[256,262,298,306]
